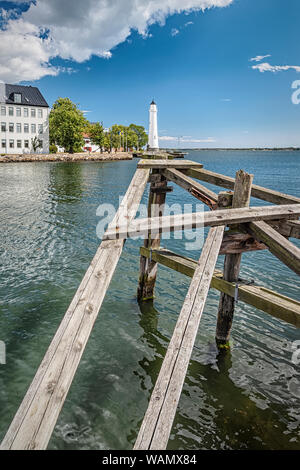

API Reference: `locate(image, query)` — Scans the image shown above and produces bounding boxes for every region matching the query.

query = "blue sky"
[0,0,300,148]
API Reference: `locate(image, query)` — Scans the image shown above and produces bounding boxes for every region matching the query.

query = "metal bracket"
[234,283,239,304]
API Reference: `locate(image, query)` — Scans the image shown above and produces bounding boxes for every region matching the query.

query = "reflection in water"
[49,163,83,202]
[0,154,299,450]
[133,301,299,450]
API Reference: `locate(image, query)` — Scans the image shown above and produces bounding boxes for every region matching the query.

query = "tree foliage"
[49,98,88,153]
[88,122,105,152]
[129,124,148,150]
[49,96,148,153]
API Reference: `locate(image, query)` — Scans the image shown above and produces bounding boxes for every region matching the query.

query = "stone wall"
[0,152,133,163]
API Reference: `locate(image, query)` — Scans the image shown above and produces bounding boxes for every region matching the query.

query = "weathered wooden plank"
[184,168,300,205]
[0,168,150,450]
[140,247,300,328]
[219,232,267,254]
[286,220,300,239]
[161,167,218,209]
[103,204,300,240]
[246,220,300,275]
[216,170,253,344]
[138,159,203,169]
[134,226,225,450]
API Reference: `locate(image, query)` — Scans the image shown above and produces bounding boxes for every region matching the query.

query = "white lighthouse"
[147,100,159,151]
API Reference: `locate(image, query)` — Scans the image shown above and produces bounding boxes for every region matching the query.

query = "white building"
[0,83,50,155]
[147,100,159,151]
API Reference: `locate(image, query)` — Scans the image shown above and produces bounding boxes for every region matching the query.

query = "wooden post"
[137,170,168,301]
[216,170,253,347]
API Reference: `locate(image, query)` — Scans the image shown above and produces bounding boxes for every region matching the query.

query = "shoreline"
[169,147,300,152]
[0,151,133,163]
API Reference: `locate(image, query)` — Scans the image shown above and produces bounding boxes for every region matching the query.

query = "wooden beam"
[0,168,150,450]
[140,247,300,328]
[246,220,300,276]
[137,172,168,301]
[220,232,267,254]
[134,226,225,450]
[103,204,300,240]
[138,159,203,169]
[286,220,300,239]
[184,168,300,205]
[161,167,218,209]
[216,170,253,345]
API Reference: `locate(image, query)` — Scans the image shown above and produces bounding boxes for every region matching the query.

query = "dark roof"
[4,84,49,107]
[150,99,156,105]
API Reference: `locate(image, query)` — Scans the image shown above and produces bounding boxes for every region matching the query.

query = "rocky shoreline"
[0,152,133,163]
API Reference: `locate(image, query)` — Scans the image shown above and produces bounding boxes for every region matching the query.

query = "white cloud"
[252,62,300,73]
[249,54,271,62]
[171,28,180,37]
[0,0,233,82]
[184,21,194,27]
[221,98,231,101]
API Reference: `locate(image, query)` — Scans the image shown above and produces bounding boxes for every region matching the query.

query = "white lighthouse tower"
[147,100,159,151]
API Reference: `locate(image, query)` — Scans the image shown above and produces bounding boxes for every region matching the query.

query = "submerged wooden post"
[216,170,253,346]
[137,171,168,301]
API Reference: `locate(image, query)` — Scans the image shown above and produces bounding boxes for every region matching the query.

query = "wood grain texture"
[246,220,300,275]
[138,159,203,169]
[137,171,167,301]
[216,170,253,343]
[0,168,150,450]
[161,167,218,208]
[184,168,300,205]
[103,204,300,240]
[140,247,300,328]
[134,226,225,450]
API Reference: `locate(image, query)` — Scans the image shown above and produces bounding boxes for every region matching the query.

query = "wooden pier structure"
[1,158,300,450]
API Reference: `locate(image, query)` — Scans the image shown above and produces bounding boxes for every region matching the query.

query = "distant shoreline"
[0,152,133,163]
[164,147,300,152]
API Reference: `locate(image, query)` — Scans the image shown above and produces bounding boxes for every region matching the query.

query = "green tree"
[49,98,88,153]
[88,122,105,152]
[31,136,42,153]
[110,124,124,151]
[102,133,111,152]
[129,124,148,150]
[126,128,138,150]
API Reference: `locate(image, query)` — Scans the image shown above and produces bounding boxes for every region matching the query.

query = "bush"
[49,144,58,154]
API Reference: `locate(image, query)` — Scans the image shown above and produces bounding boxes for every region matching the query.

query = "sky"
[0,0,300,148]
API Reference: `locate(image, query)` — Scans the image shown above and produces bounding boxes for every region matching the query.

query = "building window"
[9,123,14,132]
[38,124,43,134]
[24,108,28,117]
[1,106,6,116]
[16,107,21,117]
[24,124,29,133]
[9,139,14,148]
[16,123,21,133]
[31,124,36,133]
[38,109,43,118]
[14,93,22,103]
[24,140,29,148]
[17,140,22,148]
[39,139,43,149]
[31,108,36,118]
[1,140,6,148]
[8,107,13,116]
[1,122,6,132]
